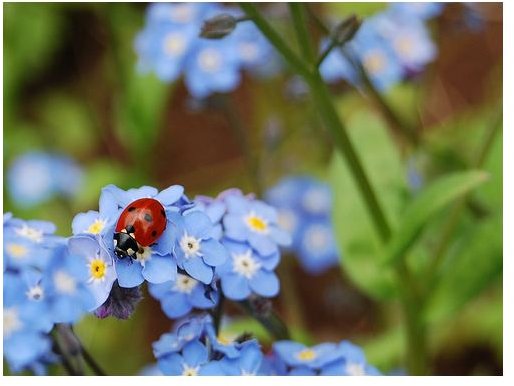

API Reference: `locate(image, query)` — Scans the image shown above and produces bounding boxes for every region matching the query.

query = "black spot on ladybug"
[161,209,166,217]
[144,213,153,222]
[126,224,135,233]
[128,206,136,212]
[151,230,157,237]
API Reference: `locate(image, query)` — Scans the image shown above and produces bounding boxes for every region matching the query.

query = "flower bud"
[94,281,143,320]
[200,13,237,39]
[333,14,361,45]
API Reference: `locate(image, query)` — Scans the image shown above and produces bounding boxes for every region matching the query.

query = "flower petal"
[183,257,213,284]
[115,259,144,288]
[200,238,228,267]
[142,255,177,284]
[155,185,184,206]
[249,270,279,298]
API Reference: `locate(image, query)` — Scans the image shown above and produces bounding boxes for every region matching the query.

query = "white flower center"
[198,48,222,73]
[5,243,29,260]
[232,250,261,279]
[244,212,269,234]
[86,218,107,235]
[239,42,259,61]
[277,209,297,233]
[135,245,153,266]
[394,36,414,58]
[15,224,43,243]
[363,50,387,75]
[174,274,198,294]
[303,225,331,253]
[346,362,366,376]
[54,270,77,295]
[171,4,195,23]
[302,188,330,214]
[4,307,23,338]
[182,364,199,376]
[180,233,202,259]
[26,284,44,301]
[163,33,186,57]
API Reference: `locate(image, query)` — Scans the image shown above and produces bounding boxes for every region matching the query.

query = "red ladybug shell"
[115,198,167,246]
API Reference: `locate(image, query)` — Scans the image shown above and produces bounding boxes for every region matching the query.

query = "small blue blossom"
[149,273,218,319]
[265,176,340,275]
[84,184,186,288]
[272,341,343,371]
[158,340,213,376]
[67,234,117,310]
[389,2,444,20]
[223,194,291,257]
[4,217,63,270]
[174,211,228,284]
[217,239,280,300]
[201,340,265,375]
[320,341,381,376]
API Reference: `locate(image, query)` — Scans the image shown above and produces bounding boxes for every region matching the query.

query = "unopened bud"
[200,13,237,39]
[333,15,361,45]
[94,280,143,320]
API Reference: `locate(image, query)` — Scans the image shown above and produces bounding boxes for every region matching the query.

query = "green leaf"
[381,170,489,266]
[330,109,408,300]
[425,217,502,323]
[324,2,387,17]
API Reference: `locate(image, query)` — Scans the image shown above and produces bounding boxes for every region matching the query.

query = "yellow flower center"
[217,333,235,346]
[245,213,268,234]
[87,219,106,235]
[297,349,317,362]
[6,243,28,259]
[363,50,386,75]
[182,365,199,376]
[89,258,107,280]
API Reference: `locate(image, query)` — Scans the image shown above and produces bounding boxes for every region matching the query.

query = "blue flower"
[320,341,381,376]
[67,234,117,310]
[7,152,82,207]
[272,341,343,371]
[3,272,54,373]
[265,176,340,275]
[157,340,213,376]
[223,194,291,257]
[389,2,444,20]
[202,340,265,375]
[174,211,228,284]
[371,11,437,72]
[183,37,241,99]
[297,221,339,275]
[217,239,280,300]
[92,184,185,288]
[149,273,218,319]
[3,217,62,270]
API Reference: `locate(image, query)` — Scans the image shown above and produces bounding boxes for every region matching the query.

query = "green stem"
[289,3,315,64]
[238,3,312,80]
[238,300,290,341]
[212,291,225,335]
[51,332,79,376]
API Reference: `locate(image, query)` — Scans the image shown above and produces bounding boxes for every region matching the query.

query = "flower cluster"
[7,152,83,208]
[3,216,94,373]
[135,2,278,99]
[265,176,339,275]
[153,314,265,376]
[321,2,444,91]
[270,340,380,376]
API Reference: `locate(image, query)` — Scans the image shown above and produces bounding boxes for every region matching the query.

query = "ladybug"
[113,198,167,260]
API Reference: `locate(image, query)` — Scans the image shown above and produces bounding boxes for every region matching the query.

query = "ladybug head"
[113,225,139,260]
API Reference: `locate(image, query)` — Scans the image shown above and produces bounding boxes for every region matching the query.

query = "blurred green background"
[3,2,502,375]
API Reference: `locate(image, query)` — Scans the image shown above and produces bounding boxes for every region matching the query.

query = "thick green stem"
[289,3,315,64]
[238,300,290,341]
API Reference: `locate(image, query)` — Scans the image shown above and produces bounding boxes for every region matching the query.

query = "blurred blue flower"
[265,176,340,275]
[67,234,117,310]
[7,152,83,207]
[3,217,63,270]
[320,341,381,376]
[135,3,279,98]
[149,273,218,319]
[202,340,264,375]
[223,194,291,257]
[389,2,444,20]
[217,239,280,300]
